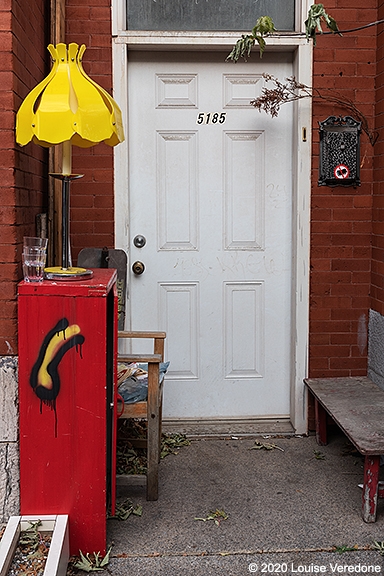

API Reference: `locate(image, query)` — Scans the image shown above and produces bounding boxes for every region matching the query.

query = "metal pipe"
[62,177,70,270]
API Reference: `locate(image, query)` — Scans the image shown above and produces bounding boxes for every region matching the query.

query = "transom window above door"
[126,0,295,32]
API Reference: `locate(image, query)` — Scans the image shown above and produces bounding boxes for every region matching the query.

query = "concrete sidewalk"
[107,431,384,575]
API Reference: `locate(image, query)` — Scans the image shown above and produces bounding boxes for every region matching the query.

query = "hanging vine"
[227,4,340,62]
[227,3,384,60]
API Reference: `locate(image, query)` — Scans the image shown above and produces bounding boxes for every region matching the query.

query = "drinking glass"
[22,238,47,282]
[23,236,48,249]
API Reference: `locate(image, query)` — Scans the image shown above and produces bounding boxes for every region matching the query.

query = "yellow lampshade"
[16,43,124,148]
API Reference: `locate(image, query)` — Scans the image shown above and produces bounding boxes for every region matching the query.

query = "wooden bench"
[304,376,384,523]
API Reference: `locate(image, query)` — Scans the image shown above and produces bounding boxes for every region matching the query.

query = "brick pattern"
[65,0,114,261]
[0,0,48,355]
[309,0,376,378]
[372,2,384,315]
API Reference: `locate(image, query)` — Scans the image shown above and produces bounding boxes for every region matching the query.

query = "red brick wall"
[309,0,377,378]
[65,0,114,262]
[372,2,384,314]
[0,0,48,355]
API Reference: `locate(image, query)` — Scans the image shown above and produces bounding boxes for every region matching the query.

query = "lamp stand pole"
[44,142,93,279]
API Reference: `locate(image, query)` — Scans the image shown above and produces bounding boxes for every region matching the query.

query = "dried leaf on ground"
[109,499,143,521]
[73,546,112,572]
[249,440,284,452]
[373,541,384,555]
[116,420,190,474]
[332,544,358,554]
[160,433,191,458]
[312,450,326,460]
[194,509,229,526]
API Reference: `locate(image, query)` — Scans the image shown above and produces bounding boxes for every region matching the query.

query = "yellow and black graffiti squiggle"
[30,318,85,430]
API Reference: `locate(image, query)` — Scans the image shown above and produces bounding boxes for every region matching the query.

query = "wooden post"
[147,360,160,501]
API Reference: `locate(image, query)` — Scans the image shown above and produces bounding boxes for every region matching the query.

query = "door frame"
[112,3,313,435]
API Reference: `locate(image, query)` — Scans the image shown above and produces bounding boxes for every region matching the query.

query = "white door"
[127,51,293,420]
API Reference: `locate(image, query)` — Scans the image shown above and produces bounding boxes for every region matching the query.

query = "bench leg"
[362,455,380,523]
[146,362,159,501]
[158,395,163,464]
[314,399,327,445]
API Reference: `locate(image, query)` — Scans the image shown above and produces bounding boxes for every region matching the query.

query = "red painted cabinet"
[18,269,117,555]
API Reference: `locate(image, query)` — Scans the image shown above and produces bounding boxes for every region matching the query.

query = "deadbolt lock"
[132,261,145,275]
[133,235,146,248]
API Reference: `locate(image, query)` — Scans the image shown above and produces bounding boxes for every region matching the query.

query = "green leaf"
[160,432,191,458]
[313,450,326,460]
[254,16,276,35]
[255,36,266,58]
[93,551,102,567]
[194,509,229,526]
[327,15,340,33]
[74,550,94,572]
[226,35,255,63]
[74,548,111,572]
[333,544,358,554]
[111,498,143,521]
[99,546,112,567]
[133,504,143,516]
[227,16,276,62]
[249,440,284,452]
[18,520,42,553]
[373,541,384,555]
[305,3,340,45]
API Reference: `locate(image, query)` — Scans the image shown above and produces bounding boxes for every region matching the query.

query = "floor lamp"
[16,43,124,279]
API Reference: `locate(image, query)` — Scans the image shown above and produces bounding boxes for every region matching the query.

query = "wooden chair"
[116,330,166,501]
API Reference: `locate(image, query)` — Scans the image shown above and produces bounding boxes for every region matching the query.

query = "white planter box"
[0,514,69,576]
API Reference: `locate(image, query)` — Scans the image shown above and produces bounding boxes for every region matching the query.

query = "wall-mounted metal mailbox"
[319,116,361,187]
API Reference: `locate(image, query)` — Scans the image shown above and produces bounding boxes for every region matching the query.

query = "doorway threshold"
[163,417,295,438]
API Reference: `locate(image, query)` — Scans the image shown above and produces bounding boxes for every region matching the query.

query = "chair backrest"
[117,331,166,361]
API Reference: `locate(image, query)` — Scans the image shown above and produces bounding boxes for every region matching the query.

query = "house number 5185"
[196,112,226,125]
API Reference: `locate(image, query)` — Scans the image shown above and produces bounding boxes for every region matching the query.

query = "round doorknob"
[132,261,145,275]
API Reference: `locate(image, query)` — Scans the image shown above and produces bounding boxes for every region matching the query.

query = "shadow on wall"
[368,309,384,390]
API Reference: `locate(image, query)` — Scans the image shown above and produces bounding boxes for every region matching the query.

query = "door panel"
[127,51,293,419]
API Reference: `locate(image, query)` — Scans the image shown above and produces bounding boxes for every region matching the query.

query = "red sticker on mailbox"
[334,164,350,179]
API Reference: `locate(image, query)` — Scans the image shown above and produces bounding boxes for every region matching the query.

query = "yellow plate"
[44,266,93,280]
